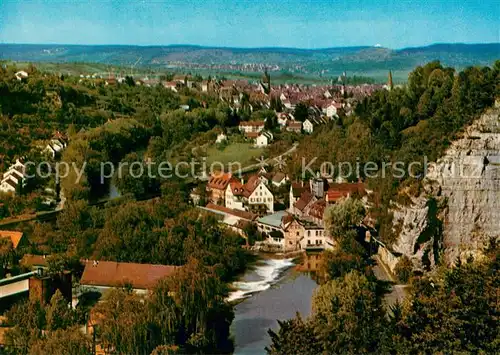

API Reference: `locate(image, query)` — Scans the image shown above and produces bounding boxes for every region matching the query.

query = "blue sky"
[0,0,498,48]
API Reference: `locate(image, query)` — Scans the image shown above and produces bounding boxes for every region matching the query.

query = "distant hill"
[1,43,498,82]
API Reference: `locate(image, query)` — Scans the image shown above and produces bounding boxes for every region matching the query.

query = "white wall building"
[303,119,314,134]
[255,131,273,147]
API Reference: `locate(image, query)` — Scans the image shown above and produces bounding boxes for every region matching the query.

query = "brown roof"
[294,191,314,212]
[0,230,24,249]
[205,203,257,220]
[326,182,366,202]
[20,254,48,267]
[80,261,178,290]
[272,172,286,183]
[244,132,260,139]
[291,182,310,198]
[287,120,302,129]
[242,175,260,197]
[308,199,327,220]
[207,172,233,190]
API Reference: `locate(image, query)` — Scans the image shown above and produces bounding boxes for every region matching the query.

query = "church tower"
[387,70,394,91]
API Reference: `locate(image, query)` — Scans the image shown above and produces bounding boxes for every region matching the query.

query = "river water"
[229,257,319,354]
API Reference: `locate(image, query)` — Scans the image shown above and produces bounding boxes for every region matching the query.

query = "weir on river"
[229,255,321,354]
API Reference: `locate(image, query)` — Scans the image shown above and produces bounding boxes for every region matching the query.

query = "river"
[229,256,320,354]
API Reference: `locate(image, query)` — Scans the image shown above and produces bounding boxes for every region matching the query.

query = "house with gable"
[286,120,302,133]
[206,172,233,204]
[303,119,314,134]
[43,133,68,159]
[0,159,27,195]
[239,121,265,134]
[79,260,179,295]
[0,230,27,250]
[326,101,343,118]
[225,174,274,215]
[255,131,273,147]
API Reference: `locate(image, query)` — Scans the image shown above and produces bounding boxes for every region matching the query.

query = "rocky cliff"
[389,102,500,270]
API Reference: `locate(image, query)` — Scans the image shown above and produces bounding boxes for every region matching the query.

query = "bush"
[395,255,413,283]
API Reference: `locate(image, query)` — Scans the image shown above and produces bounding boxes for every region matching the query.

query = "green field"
[204,142,264,168]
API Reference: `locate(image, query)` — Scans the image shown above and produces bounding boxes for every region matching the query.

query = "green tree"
[266,314,322,355]
[311,271,386,353]
[293,102,308,122]
[46,290,74,331]
[0,237,14,278]
[324,197,365,243]
[30,327,91,355]
[390,253,499,353]
[150,258,234,353]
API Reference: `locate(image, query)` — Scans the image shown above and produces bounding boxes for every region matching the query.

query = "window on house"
[296,231,299,236]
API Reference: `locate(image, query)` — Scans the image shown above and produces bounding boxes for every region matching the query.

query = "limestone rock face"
[391,106,500,268]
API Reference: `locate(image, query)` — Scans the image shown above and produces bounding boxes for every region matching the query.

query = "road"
[372,254,407,310]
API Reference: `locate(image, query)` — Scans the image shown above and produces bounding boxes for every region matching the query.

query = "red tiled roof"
[205,203,257,220]
[291,182,310,198]
[294,191,314,212]
[0,230,24,249]
[242,175,260,197]
[80,261,178,290]
[245,132,260,139]
[207,172,233,190]
[308,199,326,220]
[272,172,286,183]
[326,182,366,202]
[287,120,302,128]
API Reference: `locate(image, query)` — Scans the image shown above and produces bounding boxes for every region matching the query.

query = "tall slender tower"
[388,70,394,91]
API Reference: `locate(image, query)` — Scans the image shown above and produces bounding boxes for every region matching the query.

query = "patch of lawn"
[205,142,264,168]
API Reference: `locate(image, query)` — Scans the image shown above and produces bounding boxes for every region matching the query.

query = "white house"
[15,71,28,81]
[277,112,291,127]
[255,131,273,147]
[215,133,227,144]
[300,225,335,251]
[239,121,265,134]
[271,172,288,187]
[0,178,17,194]
[0,160,27,195]
[326,102,342,118]
[163,82,178,92]
[303,119,314,134]
[225,175,274,214]
[43,139,67,159]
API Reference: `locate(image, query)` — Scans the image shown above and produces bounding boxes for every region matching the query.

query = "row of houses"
[253,176,367,252]
[206,171,284,215]
[202,167,367,253]
[0,160,27,195]
[0,132,68,196]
